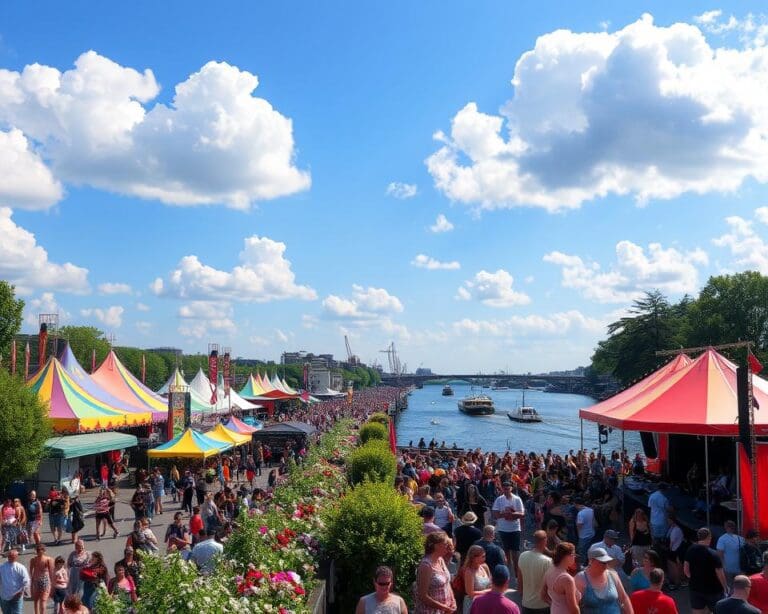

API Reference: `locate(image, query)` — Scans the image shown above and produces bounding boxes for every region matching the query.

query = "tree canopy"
[592,272,768,386]
[0,281,24,366]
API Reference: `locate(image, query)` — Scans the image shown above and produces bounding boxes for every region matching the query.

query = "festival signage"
[167,387,191,440]
[223,351,231,396]
[208,346,219,404]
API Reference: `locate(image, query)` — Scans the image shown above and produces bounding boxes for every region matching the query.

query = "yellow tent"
[205,423,252,446]
[147,428,232,459]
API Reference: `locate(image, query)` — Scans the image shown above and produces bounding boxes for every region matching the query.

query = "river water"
[396,383,642,455]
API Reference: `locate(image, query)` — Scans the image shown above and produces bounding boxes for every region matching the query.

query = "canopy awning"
[204,423,252,446]
[147,428,232,459]
[44,432,138,459]
[254,421,317,437]
[579,349,768,436]
[224,416,261,434]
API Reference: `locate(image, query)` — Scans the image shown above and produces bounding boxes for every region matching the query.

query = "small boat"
[458,394,495,415]
[430,419,440,425]
[507,390,542,423]
[491,386,511,390]
[442,385,454,396]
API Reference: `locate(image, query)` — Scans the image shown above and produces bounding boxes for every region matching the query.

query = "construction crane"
[379,342,402,375]
[344,335,361,366]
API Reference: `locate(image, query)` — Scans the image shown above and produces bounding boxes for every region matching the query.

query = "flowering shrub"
[347,439,397,485]
[359,421,388,444]
[367,412,390,426]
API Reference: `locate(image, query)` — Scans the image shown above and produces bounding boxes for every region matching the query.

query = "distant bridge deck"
[381,373,587,385]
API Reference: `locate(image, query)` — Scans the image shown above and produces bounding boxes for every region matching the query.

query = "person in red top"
[189,506,204,545]
[749,551,768,613]
[631,568,678,614]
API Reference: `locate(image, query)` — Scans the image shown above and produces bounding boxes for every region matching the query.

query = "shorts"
[95,512,111,521]
[498,530,521,552]
[28,520,41,533]
[153,490,165,498]
[49,514,66,531]
[53,588,67,604]
[689,590,723,611]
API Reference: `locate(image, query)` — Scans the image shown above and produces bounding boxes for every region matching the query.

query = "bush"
[368,412,390,426]
[324,481,423,611]
[359,421,388,444]
[347,440,396,486]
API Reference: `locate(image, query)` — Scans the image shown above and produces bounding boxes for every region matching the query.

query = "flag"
[38,323,48,367]
[91,348,96,373]
[10,340,16,375]
[748,352,764,375]
[141,353,146,384]
[24,342,30,379]
[388,416,397,455]
[208,349,218,405]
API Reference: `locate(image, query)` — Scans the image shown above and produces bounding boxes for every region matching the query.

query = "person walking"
[151,468,165,515]
[355,565,408,613]
[181,470,195,515]
[630,568,677,614]
[517,530,553,614]
[26,491,43,547]
[80,551,108,611]
[575,497,596,566]
[65,540,89,597]
[492,480,525,576]
[647,485,670,546]
[0,549,30,614]
[747,551,768,613]
[454,512,482,564]
[29,544,54,614]
[717,521,745,588]
[715,575,760,614]
[469,564,520,614]
[685,527,728,614]
[542,542,580,614]
[461,545,492,613]
[68,496,84,545]
[93,488,119,540]
[415,531,456,614]
[574,546,634,614]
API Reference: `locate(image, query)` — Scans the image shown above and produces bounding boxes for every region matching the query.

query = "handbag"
[80,567,98,582]
[451,569,464,594]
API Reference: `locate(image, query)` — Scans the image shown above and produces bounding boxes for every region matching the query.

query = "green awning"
[44,432,139,459]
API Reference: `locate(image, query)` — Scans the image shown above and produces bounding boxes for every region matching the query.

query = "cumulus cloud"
[452,310,604,336]
[544,240,709,303]
[98,282,132,295]
[0,207,89,294]
[153,235,316,302]
[322,284,403,320]
[713,209,768,273]
[81,306,124,328]
[411,254,461,270]
[0,129,62,210]
[386,182,417,199]
[457,269,531,307]
[429,213,454,233]
[427,14,768,211]
[136,302,150,312]
[0,51,309,210]
[23,292,71,327]
[177,300,236,338]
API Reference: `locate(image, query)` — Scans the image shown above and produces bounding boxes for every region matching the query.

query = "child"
[53,556,68,614]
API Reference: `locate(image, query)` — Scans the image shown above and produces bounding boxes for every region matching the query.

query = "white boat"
[442,384,454,396]
[458,394,495,415]
[507,390,542,423]
[430,419,440,425]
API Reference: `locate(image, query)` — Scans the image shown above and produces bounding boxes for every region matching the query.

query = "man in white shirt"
[0,549,30,614]
[190,529,224,575]
[575,497,596,566]
[592,529,626,578]
[492,480,525,576]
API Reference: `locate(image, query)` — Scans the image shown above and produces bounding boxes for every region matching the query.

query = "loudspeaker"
[737,366,751,459]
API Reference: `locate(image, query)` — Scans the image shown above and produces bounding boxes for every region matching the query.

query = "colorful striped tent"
[147,428,231,459]
[27,357,152,433]
[204,423,252,446]
[224,416,261,434]
[156,368,216,414]
[91,351,167,423]
[239,373,273,400]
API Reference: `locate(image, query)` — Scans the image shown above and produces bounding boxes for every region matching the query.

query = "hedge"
[359,420,388,444]
[347,440,397,485]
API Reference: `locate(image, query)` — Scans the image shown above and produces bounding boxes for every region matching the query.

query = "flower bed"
[95,422,356,614]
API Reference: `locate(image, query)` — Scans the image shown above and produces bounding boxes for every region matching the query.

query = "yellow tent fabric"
[205,423,252,446]
[147,428,232,459]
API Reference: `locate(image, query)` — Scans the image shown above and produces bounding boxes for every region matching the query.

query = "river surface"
[396,383,642,455]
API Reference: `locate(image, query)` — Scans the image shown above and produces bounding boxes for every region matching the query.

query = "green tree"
[0,281,24,365]
[0,369,52,486]
[58,326,110,369]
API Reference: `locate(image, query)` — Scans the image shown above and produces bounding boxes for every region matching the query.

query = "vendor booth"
[147,428,232,459]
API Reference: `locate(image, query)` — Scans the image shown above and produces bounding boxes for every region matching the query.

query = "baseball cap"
[588,546,613,563]
[491,564,510,585]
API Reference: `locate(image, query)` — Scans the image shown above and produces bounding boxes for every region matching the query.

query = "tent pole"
[735,439,741,535]
[580,420,583,453]
[622,430,625,454]
[705,436,711,528]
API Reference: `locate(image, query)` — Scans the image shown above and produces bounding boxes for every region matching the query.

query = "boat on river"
[458,394,495,415]
[442,384,454,396]
[507,390,542,423]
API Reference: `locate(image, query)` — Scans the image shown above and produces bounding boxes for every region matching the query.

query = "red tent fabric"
[739,443,768,536]
[580,349,768,436]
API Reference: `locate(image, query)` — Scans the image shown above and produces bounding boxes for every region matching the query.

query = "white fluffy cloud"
[386,182,417,199]
[23,292,70,327]
[713,209,768,273]
[411,254,461,270]
[98,282,132,295]
[0,207,89,294]
[453,310,604,336]
[545,241,708,303]
[322,284,403,320]
[457,269,531,307]
[0,129,62,210]
[427,14,768,211]
[177,300,236,338]
[153,235,316,302]
[80,306,124,328]
[429,213,454,233]
[136,302,150,312]
[0,51,309,210]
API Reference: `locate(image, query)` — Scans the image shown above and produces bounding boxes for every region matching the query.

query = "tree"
[58,326,110,369]
[0,369,52,486]
[0,281,24,365]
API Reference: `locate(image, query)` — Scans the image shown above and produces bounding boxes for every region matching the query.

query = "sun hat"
[461,511,478,525]
[603,529,619,540]
[588,546,613,563]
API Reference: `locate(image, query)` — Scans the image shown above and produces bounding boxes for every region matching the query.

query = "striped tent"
[147,428,231,459]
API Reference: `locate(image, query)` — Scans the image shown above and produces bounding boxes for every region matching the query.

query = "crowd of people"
[0,386,405,614]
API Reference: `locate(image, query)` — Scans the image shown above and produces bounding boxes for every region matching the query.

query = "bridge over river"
[380,372,591,393]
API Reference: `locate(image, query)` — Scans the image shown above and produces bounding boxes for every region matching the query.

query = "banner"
[223,352,231,396]
[38,323,48,368]
[167,390,191,440]
[739,442,768,536]
[208,349,218,405]
[24,342,30,379]
[141,354,146,384]
[10,340,16,375]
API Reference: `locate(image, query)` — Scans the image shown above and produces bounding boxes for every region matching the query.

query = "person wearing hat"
[592,530,626,575]
[492,481,525,577]
[574,546,633,613]
[455,512,483,563]
[469,564,520,614]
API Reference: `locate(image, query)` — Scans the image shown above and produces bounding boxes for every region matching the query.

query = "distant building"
[415,367,433,376]
[282,351,335,368]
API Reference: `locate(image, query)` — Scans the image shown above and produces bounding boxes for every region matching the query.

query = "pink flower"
[259,525,269,534]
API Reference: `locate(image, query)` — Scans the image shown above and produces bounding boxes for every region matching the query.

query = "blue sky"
[2,1,768,373]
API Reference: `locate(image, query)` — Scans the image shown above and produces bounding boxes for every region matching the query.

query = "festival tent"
[189,368,231,413]
[58,345,160,424]
[579,348,768,436]
[147,428,232,459]
[91,351,167,423]
[312,387,346,398]
[281,377,299,395]
[238,374,273,401]
[157,368,186,395]
[155,368,214,414]
[224,416,261,434]
[204,423,252,446]
[215,373,261,411]
[27,357,152,433]
[261,373,300,400]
